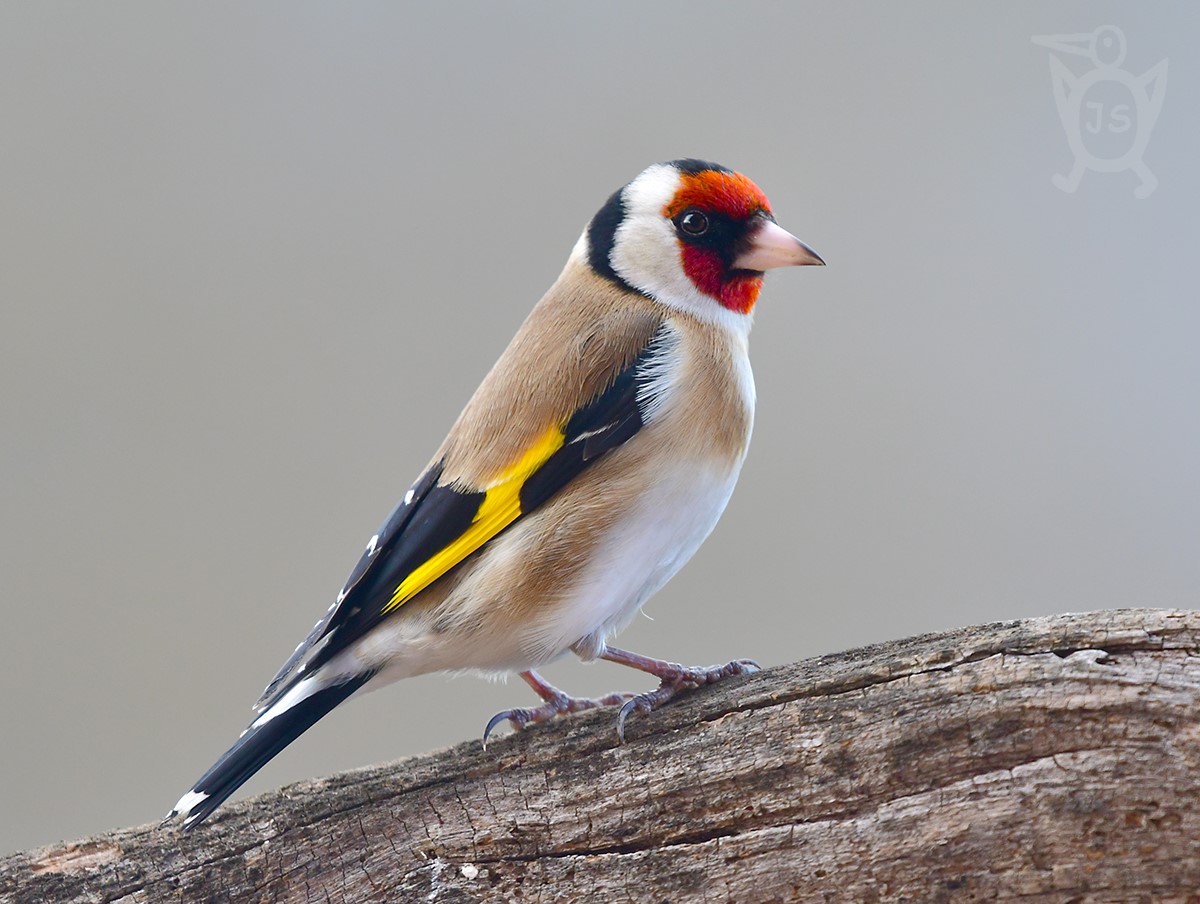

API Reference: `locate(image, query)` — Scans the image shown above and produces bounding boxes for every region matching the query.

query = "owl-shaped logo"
[1032,26,1167,198]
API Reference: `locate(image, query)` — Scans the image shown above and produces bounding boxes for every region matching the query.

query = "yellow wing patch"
[383,424,566,613]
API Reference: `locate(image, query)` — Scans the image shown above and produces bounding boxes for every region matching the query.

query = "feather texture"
[168,158,813,831]
[257,272,673,708]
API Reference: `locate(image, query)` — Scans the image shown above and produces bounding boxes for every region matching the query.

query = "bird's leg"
[599,646,760,742]
[482,670,633,747]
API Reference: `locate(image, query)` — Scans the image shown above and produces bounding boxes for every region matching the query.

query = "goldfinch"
[166,158,823,830]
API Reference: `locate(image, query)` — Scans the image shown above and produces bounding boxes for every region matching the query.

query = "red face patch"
[679,247,763,314]
[663,169,771,222]
[664,169,772,315]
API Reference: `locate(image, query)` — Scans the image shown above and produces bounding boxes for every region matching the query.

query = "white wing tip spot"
[172,789,210,820]
[404,488,415,505]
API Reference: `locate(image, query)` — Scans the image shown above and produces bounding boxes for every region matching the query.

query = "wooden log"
[4,608,1200,903]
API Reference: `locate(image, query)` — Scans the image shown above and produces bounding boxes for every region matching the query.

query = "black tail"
[169,673,373,830]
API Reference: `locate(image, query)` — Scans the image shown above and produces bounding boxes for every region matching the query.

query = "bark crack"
[9,609,1200,903]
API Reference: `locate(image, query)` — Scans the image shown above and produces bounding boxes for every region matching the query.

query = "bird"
[165,158,823,830]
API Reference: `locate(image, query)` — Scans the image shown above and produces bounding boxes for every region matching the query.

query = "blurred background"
[1,2,1196,855]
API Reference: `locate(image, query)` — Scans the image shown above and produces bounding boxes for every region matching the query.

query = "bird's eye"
[678,210,709,237]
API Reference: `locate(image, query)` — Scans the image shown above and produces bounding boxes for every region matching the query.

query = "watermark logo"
[1032,26,1167,198]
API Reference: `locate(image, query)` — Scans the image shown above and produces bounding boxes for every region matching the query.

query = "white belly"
[529,461,743,663]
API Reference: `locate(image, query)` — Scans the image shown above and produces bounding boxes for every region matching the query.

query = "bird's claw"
[482,708,529,747]
[616,690,662,744]
[482,658,760,747]
[482,690,634,748]
[614,658,760,743]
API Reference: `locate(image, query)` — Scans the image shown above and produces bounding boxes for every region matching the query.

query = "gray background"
[1,3,1196,855]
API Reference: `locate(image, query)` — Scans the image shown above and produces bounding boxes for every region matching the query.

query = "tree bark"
[5,608,1200,903]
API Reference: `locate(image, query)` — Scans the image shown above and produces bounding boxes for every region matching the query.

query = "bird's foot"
[482,670,633,747]
[602,649,760,743]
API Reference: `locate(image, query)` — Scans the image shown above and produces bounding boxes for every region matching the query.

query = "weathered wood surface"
[5,608,1200,903]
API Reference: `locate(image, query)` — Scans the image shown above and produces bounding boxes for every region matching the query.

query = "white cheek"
[608,164,754,335]
[610,215,692,302]
[609,165,685,299]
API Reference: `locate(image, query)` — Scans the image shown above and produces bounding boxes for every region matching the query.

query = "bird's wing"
[256,286,667,711]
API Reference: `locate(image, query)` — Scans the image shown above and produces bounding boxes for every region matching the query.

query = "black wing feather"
[261,323,670,704]
[519,360,644,512]
[255,465,449,708]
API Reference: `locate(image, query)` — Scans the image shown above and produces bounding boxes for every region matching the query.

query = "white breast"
[543,461,745,662]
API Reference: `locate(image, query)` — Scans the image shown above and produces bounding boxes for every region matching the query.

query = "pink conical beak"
[733,219,825,270]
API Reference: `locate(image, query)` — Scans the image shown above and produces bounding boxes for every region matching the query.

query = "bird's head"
[579,159,823,322]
